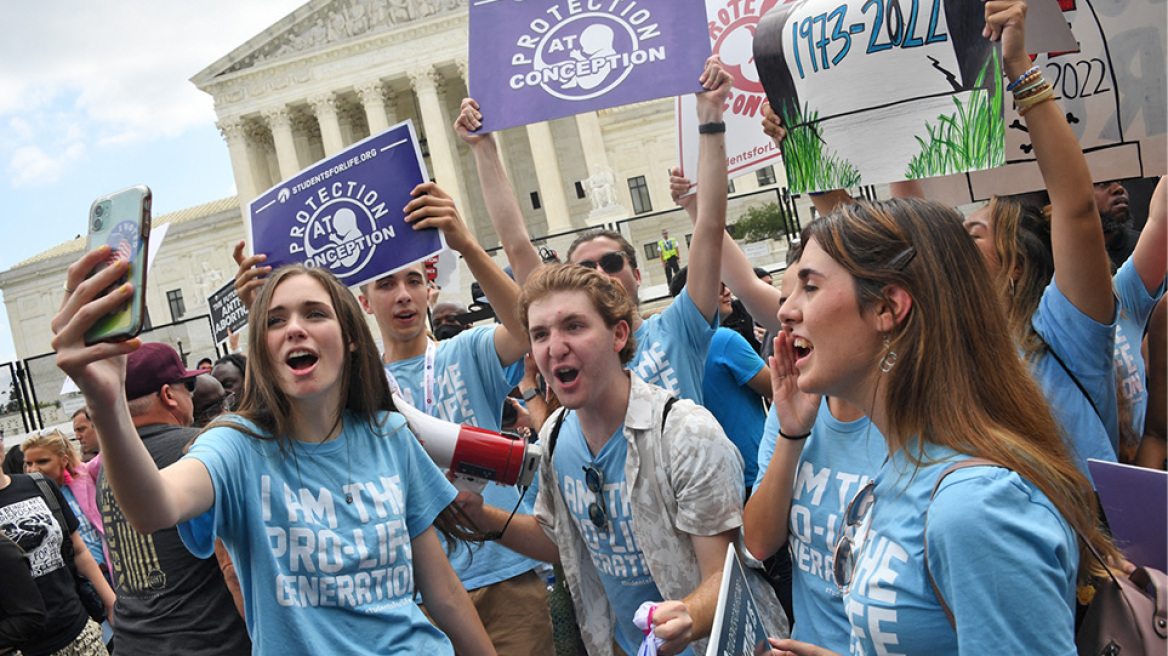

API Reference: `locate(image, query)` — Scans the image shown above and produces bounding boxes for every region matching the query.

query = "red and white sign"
[677,0,784,191]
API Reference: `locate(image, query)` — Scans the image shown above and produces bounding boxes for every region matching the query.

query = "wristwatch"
[522,387,540,402]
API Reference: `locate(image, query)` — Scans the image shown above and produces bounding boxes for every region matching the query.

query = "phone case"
[84,185,152,344]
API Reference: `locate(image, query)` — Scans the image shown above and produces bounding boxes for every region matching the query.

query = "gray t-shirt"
[98,423,250,654]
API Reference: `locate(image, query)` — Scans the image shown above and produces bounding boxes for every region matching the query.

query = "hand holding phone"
[84,185,151,344]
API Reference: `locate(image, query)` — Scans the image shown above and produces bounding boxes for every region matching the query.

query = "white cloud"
[0,1,305,152]
[8,142,86,187]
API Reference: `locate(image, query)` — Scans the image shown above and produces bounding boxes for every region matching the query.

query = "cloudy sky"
[0,1,308,363]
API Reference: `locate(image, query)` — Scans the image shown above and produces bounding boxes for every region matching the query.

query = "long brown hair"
[988,195,1054,358]
[804,198,1119,576]
[208,264,481,547]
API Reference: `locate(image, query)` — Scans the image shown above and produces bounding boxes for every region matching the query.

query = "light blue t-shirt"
[1113,256,1166,442]
[1030,279,1119,475]
[754,400,884,653]
[844,440,1079,655]
[631,286,717,404]
[553,412,693,656]
[386,327,539,591]
[177,412,458,655]
[701,328,767,487]
[63,486,104,568]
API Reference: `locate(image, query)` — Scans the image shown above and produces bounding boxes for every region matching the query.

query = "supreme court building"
[1,0,789,370]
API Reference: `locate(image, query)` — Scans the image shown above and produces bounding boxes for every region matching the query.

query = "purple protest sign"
[248,120,443,289]
[470,0,712,132]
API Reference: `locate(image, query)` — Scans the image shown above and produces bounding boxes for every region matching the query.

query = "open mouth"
[554,367,580,385]
[395,309,417,321]
[792,337,813,359]
[286,349,319,373]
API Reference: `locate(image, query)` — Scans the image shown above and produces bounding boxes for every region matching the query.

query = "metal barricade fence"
[1,314,219,436]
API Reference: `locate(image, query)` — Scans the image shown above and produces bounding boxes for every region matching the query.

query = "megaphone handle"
[453,474,488,494]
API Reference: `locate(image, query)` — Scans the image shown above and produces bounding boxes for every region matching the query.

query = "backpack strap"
[28,472,76,563]
[545,396,677,461]
[546,407,570,463]
[923,457,1003,631]
[661,397,678,432]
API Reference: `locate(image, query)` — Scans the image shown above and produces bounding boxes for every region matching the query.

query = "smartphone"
[84,185,152,345]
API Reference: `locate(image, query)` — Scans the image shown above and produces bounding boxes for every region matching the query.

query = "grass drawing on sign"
[905,52,1005,179]
[780,103,861,193]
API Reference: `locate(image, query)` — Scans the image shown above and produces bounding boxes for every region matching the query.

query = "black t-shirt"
[0,474,88,656]
[98,423,251,655]
[1107,226,1141,272]
[0,530,48,648]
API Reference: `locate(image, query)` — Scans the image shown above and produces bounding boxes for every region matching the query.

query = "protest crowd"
[4,0,1167,655]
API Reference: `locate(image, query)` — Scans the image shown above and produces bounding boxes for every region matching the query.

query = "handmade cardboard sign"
[754,0,1002,193]
[248,120,443,289]
[470,0,712,132]
[677,0,785,191]
[920,0,1167,205]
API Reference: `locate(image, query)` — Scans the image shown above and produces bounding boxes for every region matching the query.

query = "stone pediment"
[192,0,466,86]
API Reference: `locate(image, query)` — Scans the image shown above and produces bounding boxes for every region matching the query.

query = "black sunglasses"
[582,464,609,528]
[577,251,626,275]
[171,378,197,394]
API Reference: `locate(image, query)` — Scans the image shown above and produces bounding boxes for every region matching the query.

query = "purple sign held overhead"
[248,120,443,289]
[470,0,712,132]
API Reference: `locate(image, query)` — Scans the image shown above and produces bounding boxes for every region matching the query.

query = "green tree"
[729,202,790,243]
[4,377,22,414]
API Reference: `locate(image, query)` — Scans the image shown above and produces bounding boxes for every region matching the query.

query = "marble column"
[575,111,616,185]
[217,117,260,204]
[308,92,345,155]
[525,121,573,233]
[263,107,301,180]
[409,66,463,208]
[357,80,390,135]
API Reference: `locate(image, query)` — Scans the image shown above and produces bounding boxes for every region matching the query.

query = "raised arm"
[52,248,216,535]
[1131,176,1167,293]
[232,240,270,309]
[404,182,529,365]
[671,170,784,333]
[989,0,1112,323]
[455,98,544,285]
[1136,297,1167,469]
[686,56,734,323]
[743,333,820,559]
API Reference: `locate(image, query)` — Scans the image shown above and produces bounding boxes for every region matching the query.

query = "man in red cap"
[96,342,251,654]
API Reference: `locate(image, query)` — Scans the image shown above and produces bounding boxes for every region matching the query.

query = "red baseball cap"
[125,342,202,400]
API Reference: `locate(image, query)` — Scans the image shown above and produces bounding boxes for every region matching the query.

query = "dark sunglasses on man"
[577,251,626,274]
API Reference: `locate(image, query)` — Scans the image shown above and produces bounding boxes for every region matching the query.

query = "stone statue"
[388,0,411,23]
[327,10,348,41]
[348,2,369,36]
[195,262,225,302]
[586,165,619,210]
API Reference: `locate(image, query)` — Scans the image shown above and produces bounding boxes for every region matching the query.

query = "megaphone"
[392,391,542,492]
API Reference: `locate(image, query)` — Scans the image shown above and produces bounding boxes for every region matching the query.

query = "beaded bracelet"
[1007,66,1040,91]
[1013,77,1047,98]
